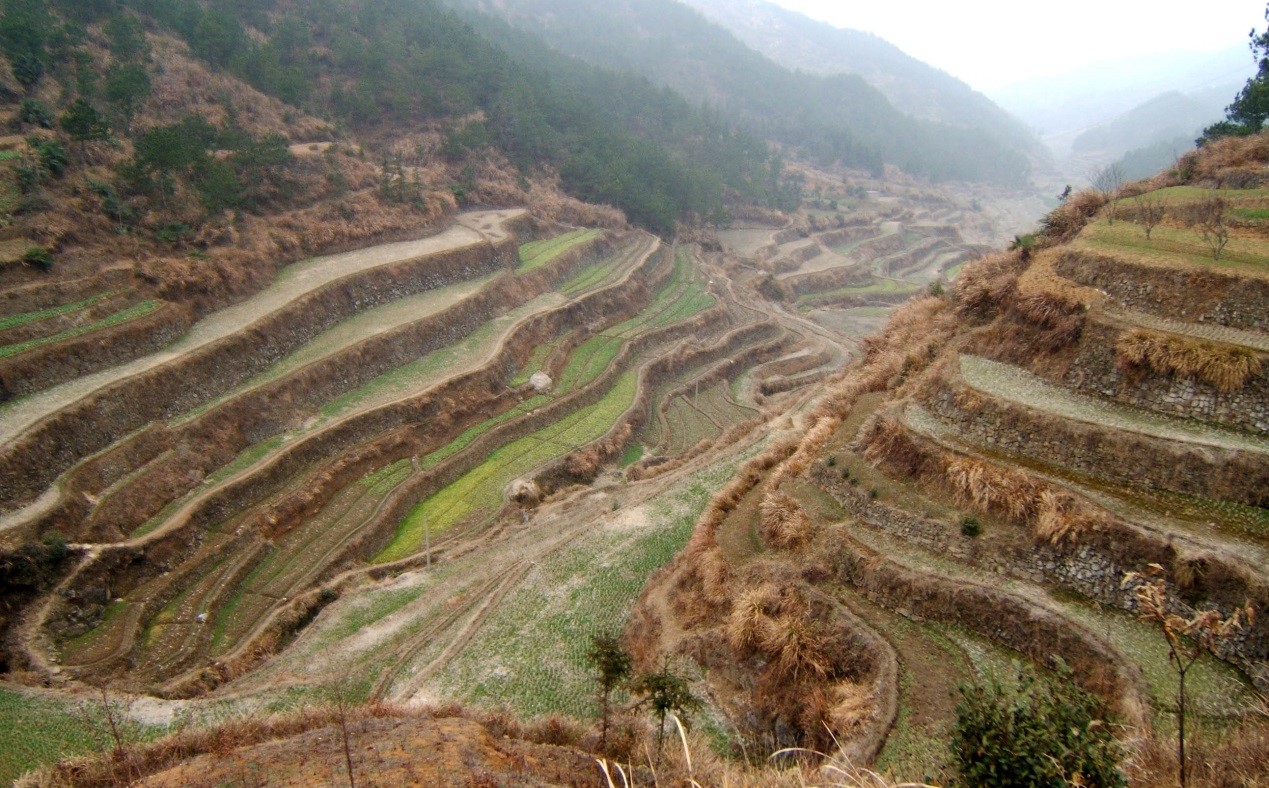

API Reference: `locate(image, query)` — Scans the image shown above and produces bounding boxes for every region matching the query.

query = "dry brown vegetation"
[1116,328,1263,393]
[1177,132,1269,186]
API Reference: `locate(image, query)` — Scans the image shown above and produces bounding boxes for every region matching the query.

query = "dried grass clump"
[759,491,815,550]
[858,414,937,478]
[725,582,785,652]
[1125,719,1269,787]
[1039,188,1106,239]
[759,613,834,681]
[945,457,1040,524]
[1034,489,1100,544]
[1115,328,1263,393]
[1179,131,1269,184]
[952,250,1026,319]
[827,680,875,736]
[695,547,733,606]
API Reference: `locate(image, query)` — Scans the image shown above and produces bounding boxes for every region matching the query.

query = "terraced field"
[2,194,848,769]
[14,166,1264,784]
[629,174,1269,784]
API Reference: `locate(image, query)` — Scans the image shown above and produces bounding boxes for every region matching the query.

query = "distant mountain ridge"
[444,0,1035,185]
[1072,88,1231,157]
[991,46,1253,140]
[676,0,1040,155]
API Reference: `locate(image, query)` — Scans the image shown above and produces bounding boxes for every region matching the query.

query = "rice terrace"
[1,0,1268,785]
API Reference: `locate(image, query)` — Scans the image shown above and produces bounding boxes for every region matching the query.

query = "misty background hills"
[442,0,1037,185]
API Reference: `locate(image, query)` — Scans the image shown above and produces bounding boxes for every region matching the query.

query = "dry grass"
[951,250,1025,320]
[1040,189,1107,240]
[1115,328,1263,393]
[1124,717,1269,787]
[760,614,834,681]
[725,583,783,651]
[596,718,933,788]
[945,456,1039,524]
[1178,131,1269,187]
[860,417,1110,545]
[1033,489,1100,545]
[759,491,816,550]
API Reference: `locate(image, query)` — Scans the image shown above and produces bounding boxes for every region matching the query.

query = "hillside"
[445,0,1033,186]
[628,133,1269,784]
[992,46,1251,143]
[2,0,1266,785]
[1073,88,1231,158]
[677,0,1039,155]
[0,82,1001,783]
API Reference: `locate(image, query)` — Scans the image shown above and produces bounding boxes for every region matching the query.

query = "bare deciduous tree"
[1134,193,1166,240]
[1092,163,1126,225]
[1192,190,1230,260]
[1124,566,1253,787]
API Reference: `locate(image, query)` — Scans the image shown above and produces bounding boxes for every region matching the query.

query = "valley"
[0,0,1266,785]
[0,149,1010,782]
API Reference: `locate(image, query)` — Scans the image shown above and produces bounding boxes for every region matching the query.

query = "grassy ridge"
[1080,220,1269,273]
[0,687,166,785]
[799,277,919,306]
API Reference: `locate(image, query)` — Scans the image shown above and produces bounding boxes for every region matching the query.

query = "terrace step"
[0,211,524,510]
[958,355,1268,455]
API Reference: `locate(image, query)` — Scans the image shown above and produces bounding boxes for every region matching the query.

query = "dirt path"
[1102,306,1269,353]
[959,354,1269,454]
[903,403,1269,569]
[0,210,522,448]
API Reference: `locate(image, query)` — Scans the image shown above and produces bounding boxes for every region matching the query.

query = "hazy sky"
[766,0,1266,92]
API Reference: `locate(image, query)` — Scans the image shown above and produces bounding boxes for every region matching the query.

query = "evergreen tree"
[1202,4,1269,142]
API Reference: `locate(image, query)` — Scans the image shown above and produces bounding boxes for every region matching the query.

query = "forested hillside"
[444,0,1034,186]
[678,0,1039,156]
[0,0,788,264]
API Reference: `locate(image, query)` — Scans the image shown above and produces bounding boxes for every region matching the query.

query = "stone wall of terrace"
[1065,321,1269,435]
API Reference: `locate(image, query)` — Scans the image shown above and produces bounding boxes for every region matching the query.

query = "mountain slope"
[445,0,1033,186]
[677,0,1039,155]
[992,46,1252,140]
[1072,88,1231,157]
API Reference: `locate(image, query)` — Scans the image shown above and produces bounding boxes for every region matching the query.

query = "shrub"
[21,246,52,270]
[18,98,52,128]
[960,516,981,537]
[951,663,1125,787]
[35,137,67,176]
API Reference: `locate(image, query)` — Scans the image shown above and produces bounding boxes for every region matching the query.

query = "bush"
[18,98,52,128]
[960,516,981,537]
[951,663,1125,787]
[35,137,67,176]
[21,246,52,270]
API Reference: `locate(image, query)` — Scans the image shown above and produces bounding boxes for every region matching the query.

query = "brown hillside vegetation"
[629,133,1269,785]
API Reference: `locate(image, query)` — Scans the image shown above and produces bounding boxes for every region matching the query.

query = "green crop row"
[437,460,733,719]
[510,341,558,386]
[559,249,628,295]
[555,334,622,393]
[0,686,167,785]
[800,277,919,305]
[0,289,126,332]
[376,371,639,562]
[360,459,413,495]
[418,395,550,471]
[517,229,600,274]
[0,299,161,358]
